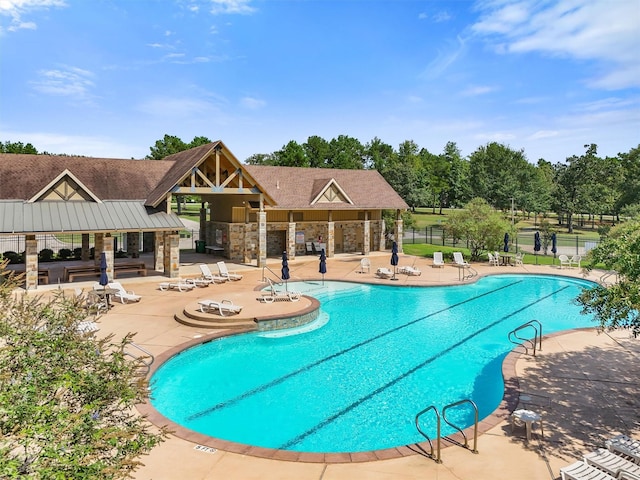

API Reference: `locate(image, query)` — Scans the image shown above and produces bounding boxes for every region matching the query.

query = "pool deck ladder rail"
[414,399,479,463]
[123,341,155,377]
[508,319,543,356]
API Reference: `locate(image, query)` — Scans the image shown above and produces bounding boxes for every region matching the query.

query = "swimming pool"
[150,275,596,453]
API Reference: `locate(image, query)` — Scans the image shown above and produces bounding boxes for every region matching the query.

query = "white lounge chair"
[199,264,227,283]
[570,255,582,268]
[606,434,640,464]
[217,261,243,281]
[487,252,499,266]
[400,265,422,276]
[376,267,393,279]
[453,252,469,266]
[359,257,371,273]
[433,252,445,268]
[584,448,640,478]
[108,281,142,304]
[559,254,571,269]
[198,299,243,316]
[258,278,301,302]
[560,460,616,480]
[77,320,100,334]
[185,277,211,288]
[453,252,477,280]
[158,281,195,292]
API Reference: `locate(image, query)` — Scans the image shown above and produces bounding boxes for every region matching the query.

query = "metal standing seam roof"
[0,201,184,234]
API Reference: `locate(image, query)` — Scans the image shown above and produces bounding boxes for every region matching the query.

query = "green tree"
[327,135,365,169]
[444,198,510,261]
[0,264,167,478]
[1,140,39,154]
[442,141,471,208]
[365,137,394,171]
[576,217,640,336]
[244,153,277,165]
[381,141,427,211]
[303,136,330,168]
[421,147,450,214]
[616,145,640,216]
[146,135,212,160]
[275,140,309,167]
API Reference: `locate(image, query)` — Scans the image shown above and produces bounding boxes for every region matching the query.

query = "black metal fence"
[402,227,600,256]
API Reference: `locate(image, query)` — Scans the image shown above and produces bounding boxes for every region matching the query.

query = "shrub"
[38,248,54,262]
[58,248,72,260]
[2,251,23,264]
[73,247,82,259]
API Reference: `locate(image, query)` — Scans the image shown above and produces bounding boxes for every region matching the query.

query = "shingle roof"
[0,154,173,201]
[243,165,408,210]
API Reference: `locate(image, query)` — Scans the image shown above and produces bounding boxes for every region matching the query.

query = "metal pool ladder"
[414,399,479,463]
[123,342,155,377]
[508,319,543,356]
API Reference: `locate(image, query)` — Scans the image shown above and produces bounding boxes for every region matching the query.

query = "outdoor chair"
[584,448,640,478]
[199,263,227,283]
[158,280,196,292]
[515,252,525,267]
[487,252,499,266]
[560,460,616,480]
[108,281,141,304]
[606,434,640,464]
[198,299,243,316]
[359,257,371,273]
[375,267,393,279]
[217,261,243,281]
[570,255,582,268]
[400,265,422,276]
[432,252,445,268]
[559,254,571,269]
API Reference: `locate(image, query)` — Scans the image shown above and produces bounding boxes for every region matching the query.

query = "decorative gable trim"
[28,169,102,203]
[310,178,354,205]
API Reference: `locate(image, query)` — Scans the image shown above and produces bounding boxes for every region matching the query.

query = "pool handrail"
[508,319,542,356]
[442,399,479,454]
[123,341,155,377]
[415,405,441,463]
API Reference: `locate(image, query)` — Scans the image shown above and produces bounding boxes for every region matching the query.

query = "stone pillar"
[363,220,370,256]
[327,221,334,257]
[81,234,90,261]
[257,211,267,268]
[163,232,180,278]
[378,220,386,251]
[25,235,38,290]
[288,221,296,260]
[103,234,115,281]
[94,233,104,265]
[199,205,207,245]
[394,213,404,253]
[127,232,140,258]
[154,231,164,272]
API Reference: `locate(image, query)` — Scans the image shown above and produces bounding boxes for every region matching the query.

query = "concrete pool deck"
[26,252,640,479]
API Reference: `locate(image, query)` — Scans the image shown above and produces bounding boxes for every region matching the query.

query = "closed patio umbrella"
[390,241,399,281]
[281,251,290,291]
[534,231,541,265]
[551,233,557,257]
[319,249,327,285]
[99,252,108,289]
[503,233,510,253]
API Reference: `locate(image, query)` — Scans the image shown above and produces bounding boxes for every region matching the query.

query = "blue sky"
[1,0,639,163]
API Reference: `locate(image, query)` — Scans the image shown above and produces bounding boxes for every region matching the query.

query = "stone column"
[378,220,386,251]
[81,234,90,261]
[257,211,267,268]
[25,235,38,290]
[126,232,140,258]
[326,221,334,257]
[288,221,296,260]
[363,220,370,256]
[102,234,115,281]
[94,233,104,266]
[199,205,207,245]
[154,231,165,272]
[163,232,180,278]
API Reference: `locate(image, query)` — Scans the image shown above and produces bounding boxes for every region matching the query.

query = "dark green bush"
[73,247,82,259]
[58,248,72,259]
[2,251,23,264]
[38,248,54,262]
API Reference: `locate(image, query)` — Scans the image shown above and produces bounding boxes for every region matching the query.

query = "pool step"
[174,302,257,330]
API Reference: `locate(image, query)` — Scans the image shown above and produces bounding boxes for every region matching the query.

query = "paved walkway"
[26,252,640,480]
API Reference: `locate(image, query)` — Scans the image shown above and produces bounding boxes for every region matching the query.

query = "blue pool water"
[150,275,596,453]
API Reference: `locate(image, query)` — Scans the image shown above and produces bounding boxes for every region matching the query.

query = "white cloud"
[471,0,640,89]
[460,85,498,96]
[528,130,559,140]
[208,0,256,15]
[420,35,467,80]
[30,66,96,101]
[136,96,220,117]
[473,131,516,142]
[0,0,66,33]
[240,96,265,109]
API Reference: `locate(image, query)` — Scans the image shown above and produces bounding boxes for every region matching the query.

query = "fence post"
[412,228,415,244]
[576,235,579,255]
